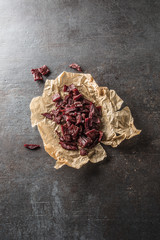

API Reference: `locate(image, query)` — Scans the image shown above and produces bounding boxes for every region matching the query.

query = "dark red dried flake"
[68,124,79,139]
[85,118,90,131]
[74,101,83,108]
[96,106,102,116]
[41,113,53,119]
[52,93,61,102]
[69,63,82,72]
[92,116,101,124]
[73,88,80,95]
[81,113,86,119]
[24,144,40,150]
[63,85,68,92]
[67,84,76,92]
[98,131,103,142]
[78,136,93,148]
[86,129,99,140]
[65,105,76,114]
[31,69,43,81]
[67,112,77,116]
[68,97,74,106]
[61,125,69,136]
[51,109,60,117]
[59,141,78,150]
[66,121,72,127]
[54,115,62,124]
[73,94,83,101]
[63,134,72,142]
[80,149,88,156]
[38,65,50,75]
[66,115,76,123]
[76,114,82,125]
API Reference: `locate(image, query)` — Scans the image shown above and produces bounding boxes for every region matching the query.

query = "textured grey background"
[0,0,160,239]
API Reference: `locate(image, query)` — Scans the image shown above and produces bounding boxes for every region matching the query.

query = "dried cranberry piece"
[63,134,72,142]
[68,124,79,139]
[41,113,53,119]
[96,106,102,116]
[63,85,68,92]
[54,115,62,124]
[38,65,50,75]
[73,88,80,95]
[66,115,76,123]
[65,105,76,114]
[74,101,83,108]
[73,94,83,101]
[69,63,82,72]
[52,93,61,102]
[59,142,78,150]
[31,69,43,81]
[78,136,93,148]
[24,144,40,150]
[80,149,88,156]
[76,114,82,125]
[98,131,103,142]
[86,129,99,140]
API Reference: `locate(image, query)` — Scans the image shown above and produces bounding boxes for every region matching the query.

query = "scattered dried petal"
[69,63,82,72]
[24,144,40,150]
[31,69,43,81]
[38,65,50,75]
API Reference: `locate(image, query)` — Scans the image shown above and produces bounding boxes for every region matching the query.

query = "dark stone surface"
[0,0,160,239]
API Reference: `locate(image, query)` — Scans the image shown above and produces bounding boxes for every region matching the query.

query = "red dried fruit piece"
[54,115,62,124]
[69,63,82,72]
[65,105,76,114]
[66,115,76,123]
[24,144,40,150]
[41,113,53,119]
[38,65,50,75]
[63,134,72,142]
[31,69,43,81]
[63,85,68,92]
[68,124,79,139]
[96,106,102,116]
[86,129,99,140]
[52,93,61,102]
[76,114,82,125]
[74,101,83,108]
[92,116,101,124]
[78,136,93,148]
[73,88,80,95]
[80,149,88,156]
[59,142,78,150]
[73,94,83,101]
[85,118,90,131]
[98,131,103,142]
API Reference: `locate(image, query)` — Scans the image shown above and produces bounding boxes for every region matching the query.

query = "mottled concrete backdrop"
[0,0,160,239]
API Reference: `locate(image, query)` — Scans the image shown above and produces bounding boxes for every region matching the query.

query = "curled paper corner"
[30,71,141,169]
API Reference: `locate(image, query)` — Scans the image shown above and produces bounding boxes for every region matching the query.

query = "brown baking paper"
[30,71,141,169]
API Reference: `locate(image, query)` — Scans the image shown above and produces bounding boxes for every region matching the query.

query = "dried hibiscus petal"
[69,63,82,72]
[80,149,88,156]
[41,113,53,119]
[59,142,78,150]
[31,69,43,81]
[52,93,61,102]
[24,144,40,150]
[38,65,50,75]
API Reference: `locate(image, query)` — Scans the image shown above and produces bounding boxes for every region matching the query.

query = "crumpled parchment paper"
[30,71,141,169]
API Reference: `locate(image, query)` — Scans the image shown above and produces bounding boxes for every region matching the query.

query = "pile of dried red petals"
[31,65,50,81]
[42,84,103,156]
